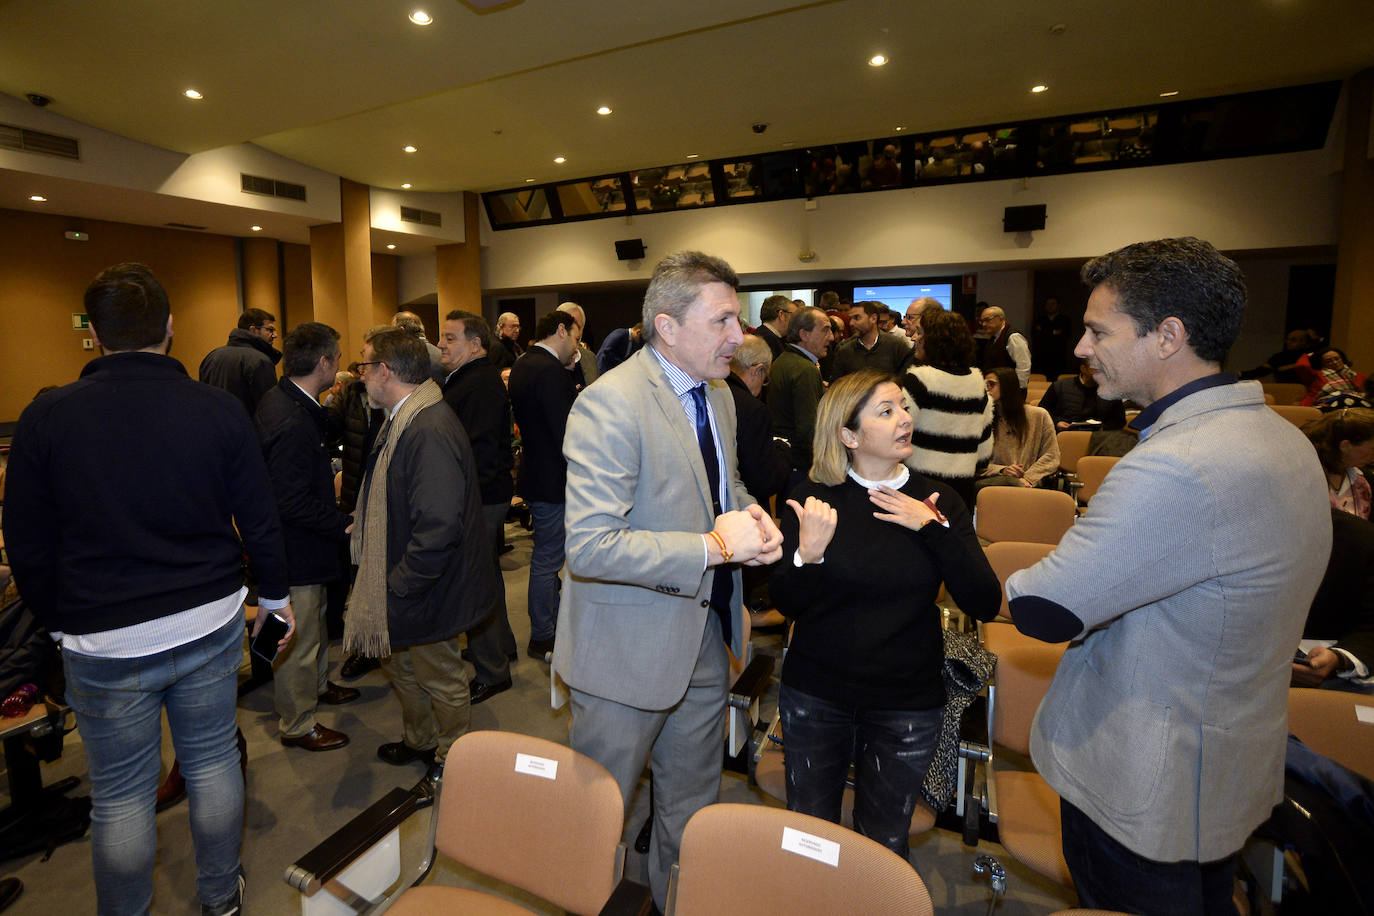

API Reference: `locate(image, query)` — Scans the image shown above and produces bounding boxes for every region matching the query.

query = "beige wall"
[0,209,240,420]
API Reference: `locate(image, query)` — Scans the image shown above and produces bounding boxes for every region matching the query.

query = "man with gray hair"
[903,296,943,349]
[557,301,600,388]
[978,304,1031,388]
[755,294,795,359]
[555,251,783,909]
[392,310,446,382]
[489,311,524,371]
[1006,237,1330,914]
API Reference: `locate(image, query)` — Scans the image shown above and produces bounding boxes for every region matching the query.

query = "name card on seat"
[515,753,559,780]
[781,827,840,867]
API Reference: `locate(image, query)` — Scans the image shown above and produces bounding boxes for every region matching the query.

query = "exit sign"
[72,313,90,329]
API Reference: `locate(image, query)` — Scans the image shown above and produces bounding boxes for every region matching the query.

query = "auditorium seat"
[975,487,1077,545]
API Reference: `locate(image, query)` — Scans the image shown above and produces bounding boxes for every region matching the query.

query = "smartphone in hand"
[250,613,290,664]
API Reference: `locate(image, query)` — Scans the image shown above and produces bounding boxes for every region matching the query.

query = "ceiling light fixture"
[1030,84,1048,93]
[1159,90,1179,98]
[894,126,905,132]
[409,10,432,25]
[868,54,888,67]
[387,243,397,250]
[401,183,412,189]
[524,178,536,183]
[29,195,46,202]
[686,154,699,159]
[596,106,612,116]
[183,88,203,100]
[554,156,566,164]
[250,225,262,231]
[403,145,418,153]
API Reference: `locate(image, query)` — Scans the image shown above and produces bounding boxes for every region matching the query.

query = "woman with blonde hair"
[1303,408,1374,520]
[771,369,999,860]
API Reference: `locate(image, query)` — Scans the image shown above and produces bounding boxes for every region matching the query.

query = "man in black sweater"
[256,322,357,753]
[4,264,292,916]
[439,310,517,703]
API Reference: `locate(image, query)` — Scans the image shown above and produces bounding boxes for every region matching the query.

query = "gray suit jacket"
[1007,380,1330,862]
[553,347,752,711]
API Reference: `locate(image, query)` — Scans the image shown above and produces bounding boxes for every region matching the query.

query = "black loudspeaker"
[1003,205,1047,233]
[615,238,646,260]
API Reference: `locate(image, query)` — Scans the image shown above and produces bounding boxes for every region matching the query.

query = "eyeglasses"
[357,361,384,373]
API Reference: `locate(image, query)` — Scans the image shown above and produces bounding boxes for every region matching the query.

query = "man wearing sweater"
[4,263,293,916]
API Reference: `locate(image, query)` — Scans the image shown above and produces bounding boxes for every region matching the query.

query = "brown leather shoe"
[318,682,361,705]
[280,724,349,751]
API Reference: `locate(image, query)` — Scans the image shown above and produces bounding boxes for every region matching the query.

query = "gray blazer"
[1007,380,1330,862]
[553,347,752,711]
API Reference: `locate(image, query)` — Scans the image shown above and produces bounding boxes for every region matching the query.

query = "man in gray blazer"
[1007,237,1331,914]
[554,251,784,910]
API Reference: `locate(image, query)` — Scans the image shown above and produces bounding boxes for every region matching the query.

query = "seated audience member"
[1297,347,1371,409]
[901,307,994,512]
[1293,509,1374,691]
[1303,408,1374,520]
[1240,328,1317,384]
[976,367,1060,491]
[771,370,999,860]
[1038,359,1128,431]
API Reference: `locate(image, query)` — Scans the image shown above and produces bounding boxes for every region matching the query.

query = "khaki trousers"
[380,636,470,761]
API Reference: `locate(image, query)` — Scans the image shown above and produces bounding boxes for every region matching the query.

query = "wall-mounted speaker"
[1003,205,1046,233]
[615,238,646,260]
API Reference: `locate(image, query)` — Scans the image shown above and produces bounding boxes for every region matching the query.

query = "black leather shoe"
[0,877,23,914]
[377,741,436,766]
[469,678,513,705]
[339,654,379,679]
[318,681,361,705]
[280,725,349,752]
[527,637,554,660]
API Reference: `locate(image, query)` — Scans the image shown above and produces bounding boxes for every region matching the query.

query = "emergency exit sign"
[72,313,90,329]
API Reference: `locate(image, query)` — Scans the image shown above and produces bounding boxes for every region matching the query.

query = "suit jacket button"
[700,600,709,608]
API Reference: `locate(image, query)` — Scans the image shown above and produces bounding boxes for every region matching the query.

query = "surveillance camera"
[26,93,51,108]
[751,122,768,134]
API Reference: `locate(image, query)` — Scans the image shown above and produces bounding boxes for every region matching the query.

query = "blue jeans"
[778,682,942,859]
[526,500,565,642]
[64,615,245,915]
[1060,798,1237,915]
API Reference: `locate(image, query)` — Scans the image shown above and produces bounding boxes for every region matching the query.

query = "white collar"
[847,465,909,490]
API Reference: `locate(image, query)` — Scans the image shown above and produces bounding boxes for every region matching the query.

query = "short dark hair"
[84,263,170,352]
[238,308,276,331]
[785,307,828,344]
[641,251,739,345]
[852,300,884,318]
[919,308,976,370]
[367,328,429,384]
[1081,237,1245,363]
[281,322,341,377]
[534,310,579,341]
[760,295,793,323]
[445,310,492,352]
[817,291,840,310]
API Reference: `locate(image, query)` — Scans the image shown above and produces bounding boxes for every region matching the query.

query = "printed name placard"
[1357,705,1374,725]
[514,753,558,780]
[780,826,840,867]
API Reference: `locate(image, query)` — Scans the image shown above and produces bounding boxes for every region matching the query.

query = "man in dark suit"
[438,310,517,704]
[1293,508,1374,689]
[508,310,582,658]
[754,294,794,359]
[726,334,790,506]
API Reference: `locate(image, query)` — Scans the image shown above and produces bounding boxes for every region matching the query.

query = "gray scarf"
[344,379,443,658]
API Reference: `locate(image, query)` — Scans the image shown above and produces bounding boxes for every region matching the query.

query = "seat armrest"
[596,878,654,916]
[285,788,422,895]
[727,654,775,710]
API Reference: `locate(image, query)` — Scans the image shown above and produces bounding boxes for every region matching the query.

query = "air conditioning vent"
[165,221,208,231]
[240,173,308,201]
[400,206,442,227]
[0,123,80,159]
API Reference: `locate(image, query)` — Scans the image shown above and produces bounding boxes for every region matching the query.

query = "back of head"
[238,307,276,331]
[785,306,827,344]
[281,321,341,377]
[920,308,975,370]
[556,302,586,328]
[817,290,840,311]
[641,250,739,346]
[1303,408,1374,475]
[730,334,773,375]
[85,262,170,352]
[534,309,579,342]
[368,328,430,384]
[392,311,425,337]
[760,295,793,323]
[1081,236,1245,363]
[446,309,492,352]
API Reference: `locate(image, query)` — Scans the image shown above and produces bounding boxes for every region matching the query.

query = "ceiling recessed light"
[554,156,566,164]
[781,140,795,148]
[409,10,432,25]
[596,106,612,116]
[386,243,397,250]
[250,225,262,231]
[686,153,699,159]
[403,145,418,153]
[525,178,536,183]
[1030,84,1048,93]
[868,54,888,67]
[183,88,203,100]
[29,195,46,202]
[401,182,412,189]
[1159,90,1179,98]
[894,126,905,132]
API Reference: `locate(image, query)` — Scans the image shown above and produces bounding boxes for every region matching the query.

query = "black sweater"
[771,473,1000,710]
[4,353,288,635]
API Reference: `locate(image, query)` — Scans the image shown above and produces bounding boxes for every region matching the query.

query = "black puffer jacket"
[198,329,281,417]
[333,381,384,513]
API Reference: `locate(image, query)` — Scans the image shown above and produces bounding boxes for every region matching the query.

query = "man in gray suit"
[1007,237,1331,914]
[554,251,784,910]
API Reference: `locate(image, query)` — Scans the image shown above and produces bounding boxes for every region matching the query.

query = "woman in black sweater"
[771,369,1000,859]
